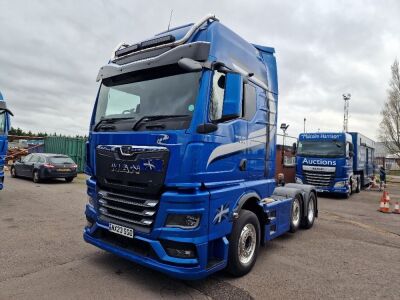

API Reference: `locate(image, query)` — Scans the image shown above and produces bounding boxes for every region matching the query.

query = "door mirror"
[0,101,14,116]
[178,58,202,72]
[349,151,354,157]
[292,142,297,155]
[220,73,243,121]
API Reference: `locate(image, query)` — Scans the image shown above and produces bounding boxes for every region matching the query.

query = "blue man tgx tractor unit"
[295,132,375,198]
[83,15,318,279]
[0,92,13,190]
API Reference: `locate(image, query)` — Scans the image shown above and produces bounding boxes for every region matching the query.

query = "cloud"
[0,0,399,139]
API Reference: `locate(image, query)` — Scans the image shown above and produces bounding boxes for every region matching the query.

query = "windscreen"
[94,66,201,130]
[49,156,75,164]
[297,140,345,157]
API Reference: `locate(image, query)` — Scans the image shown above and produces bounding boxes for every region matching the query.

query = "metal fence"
[44,136,87,173]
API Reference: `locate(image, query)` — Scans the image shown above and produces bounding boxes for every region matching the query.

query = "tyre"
[301,193,316,229]
[33,170,40,183]
[289,195,302,233]
[65,177,74,183]
[355,179,361,193]
[10,167,17,178]
[227,209,260,277]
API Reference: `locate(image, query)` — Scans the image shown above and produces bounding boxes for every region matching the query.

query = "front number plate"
[109,223,134,238]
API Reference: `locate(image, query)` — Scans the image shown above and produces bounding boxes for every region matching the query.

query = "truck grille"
[303,171,335,187]
[97,189,159,233]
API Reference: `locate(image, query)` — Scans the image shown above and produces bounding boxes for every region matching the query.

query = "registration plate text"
[109,223,134,238]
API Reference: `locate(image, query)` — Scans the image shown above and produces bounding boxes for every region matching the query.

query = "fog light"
[165,248,196,259]
[334,181,346,188]
[295,177,303,184]
[161,240,197,259]
[166,214,200,229]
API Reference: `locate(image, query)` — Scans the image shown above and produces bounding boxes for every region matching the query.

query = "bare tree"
[379,59,400,156]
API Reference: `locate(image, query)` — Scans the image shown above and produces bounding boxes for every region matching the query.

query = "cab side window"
[243,84,256,120]
[209,71,226,121]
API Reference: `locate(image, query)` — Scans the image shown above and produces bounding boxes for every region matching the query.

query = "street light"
[280,123,289,165]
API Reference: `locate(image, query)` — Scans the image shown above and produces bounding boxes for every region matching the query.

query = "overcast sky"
[0,0,399,139]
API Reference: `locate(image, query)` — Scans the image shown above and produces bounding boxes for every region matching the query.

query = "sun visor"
[96,42,210,82]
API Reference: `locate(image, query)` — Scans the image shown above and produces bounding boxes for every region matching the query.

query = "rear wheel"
[290,195,302,233]
[10,167,17,178]
[227,209,260,277]
[65,177,74,183]
[33,170,40,183]
[301,193,316,229]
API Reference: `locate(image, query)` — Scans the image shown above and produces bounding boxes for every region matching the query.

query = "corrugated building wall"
[44,136,86,172]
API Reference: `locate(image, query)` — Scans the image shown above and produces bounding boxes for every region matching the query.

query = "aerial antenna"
[343,93,351,132]
[167,10,174,30]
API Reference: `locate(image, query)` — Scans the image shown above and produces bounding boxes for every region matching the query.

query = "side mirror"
[221,73,243,121]
[178,58,202,72]
[0,101,14,116]
[292,142,297,155]
[349,151,354,157]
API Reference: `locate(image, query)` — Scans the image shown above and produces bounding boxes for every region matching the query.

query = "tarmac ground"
[0,174,399,299]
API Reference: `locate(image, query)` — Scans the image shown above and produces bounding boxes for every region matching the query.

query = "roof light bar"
[115,43,140,58]
[140,35,175,49]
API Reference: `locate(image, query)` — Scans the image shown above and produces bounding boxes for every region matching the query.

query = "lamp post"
[304,118,306,133]
[280,123,289,165]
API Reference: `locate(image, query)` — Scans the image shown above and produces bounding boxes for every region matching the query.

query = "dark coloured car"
[10,153,78,183]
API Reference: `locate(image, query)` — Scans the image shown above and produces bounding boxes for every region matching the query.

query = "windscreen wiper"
[132,115,190,131]
[93,117,136,131]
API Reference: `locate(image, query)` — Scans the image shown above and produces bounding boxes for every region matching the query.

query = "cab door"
[245,83,266,179]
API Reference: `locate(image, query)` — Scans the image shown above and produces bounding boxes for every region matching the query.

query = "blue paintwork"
[84,19,293,279]
[0,92,11,190]
[296,132,375,194]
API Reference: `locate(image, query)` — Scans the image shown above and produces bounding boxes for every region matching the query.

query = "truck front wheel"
[227,209,260,277]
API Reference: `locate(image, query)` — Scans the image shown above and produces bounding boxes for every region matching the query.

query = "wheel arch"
[233,192,266,244]
[275,183,318,218]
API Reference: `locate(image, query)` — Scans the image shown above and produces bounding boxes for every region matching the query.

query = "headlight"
[165,214,201,229]
[334,181,346,188]
[295,177,303,184]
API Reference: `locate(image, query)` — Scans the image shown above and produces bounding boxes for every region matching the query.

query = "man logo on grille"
[143,159,156,171]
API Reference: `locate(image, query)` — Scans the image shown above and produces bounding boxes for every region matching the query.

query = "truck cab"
[295,132,359,197]
[84,15,317,279]
[0,92,13,190]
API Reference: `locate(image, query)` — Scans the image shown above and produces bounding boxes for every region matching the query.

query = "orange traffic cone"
[379,191,391,213]
[393,201,400,214]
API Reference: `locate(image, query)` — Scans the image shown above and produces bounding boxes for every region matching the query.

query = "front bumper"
[84,197,229,280]
[296,174,350,194]
[83,229,227,280]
